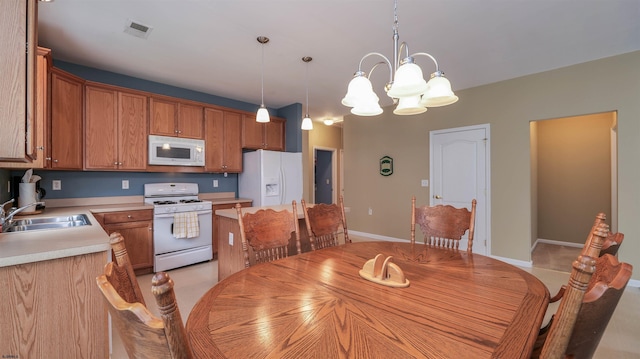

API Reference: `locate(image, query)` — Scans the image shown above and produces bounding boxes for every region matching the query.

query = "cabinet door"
[264,117,285,151]
[3,47,51,168]
[118,91,148,170]
[50,69,84,169]
[104,221,154,275]
[242,114,264,149]
[0,0,36,161]
[85,85,118,169]
[204,108,225,171]
[178,103,204,139]
[149,97,178,136]
[223,111,243,172]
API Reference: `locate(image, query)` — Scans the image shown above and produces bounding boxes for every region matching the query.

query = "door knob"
[434,195,442,199]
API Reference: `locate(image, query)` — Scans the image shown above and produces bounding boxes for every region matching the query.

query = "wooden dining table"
[186,241,550,358]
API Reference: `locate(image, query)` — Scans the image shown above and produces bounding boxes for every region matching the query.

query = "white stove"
[144,183,213,272]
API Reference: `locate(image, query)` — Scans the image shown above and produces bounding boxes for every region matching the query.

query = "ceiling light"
[342,0,458,116]
[324,119,335,126]
[301,57,313,131]
[256,36,270,123]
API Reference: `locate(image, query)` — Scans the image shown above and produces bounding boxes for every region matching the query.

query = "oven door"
[153,210,213,255]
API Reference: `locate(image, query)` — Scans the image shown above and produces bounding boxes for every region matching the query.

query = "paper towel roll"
[18,183,38,213]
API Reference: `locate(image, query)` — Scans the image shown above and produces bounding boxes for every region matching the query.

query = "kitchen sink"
[3,214,91,233]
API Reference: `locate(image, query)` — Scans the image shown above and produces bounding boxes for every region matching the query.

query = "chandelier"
[342,0,458,116]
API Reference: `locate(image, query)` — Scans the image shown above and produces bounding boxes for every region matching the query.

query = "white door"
[430,124,490,255]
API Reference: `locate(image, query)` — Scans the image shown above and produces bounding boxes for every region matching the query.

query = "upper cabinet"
[0,0,37,162]
[85,83,148,170]
[204,108,242,173]
[242,114,285,151]
[50,68,84,170]
[149,97,203,139]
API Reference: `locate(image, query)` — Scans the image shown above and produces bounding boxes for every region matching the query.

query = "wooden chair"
[96,269,193,359]
[236,200,302,268]
[108,232,145,305]
[410,196,477,251]
[301,195,351,250]
[535,220,631,359]
[600,231,623,257]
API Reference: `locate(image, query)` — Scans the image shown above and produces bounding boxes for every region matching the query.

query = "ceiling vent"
[124,19,153,39]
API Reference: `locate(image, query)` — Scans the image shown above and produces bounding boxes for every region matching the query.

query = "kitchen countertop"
[215,203,312,220]
[0,194,252,268]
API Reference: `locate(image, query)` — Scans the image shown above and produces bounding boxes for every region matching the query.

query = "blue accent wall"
[278,103,303,152]
[8,170,238,199]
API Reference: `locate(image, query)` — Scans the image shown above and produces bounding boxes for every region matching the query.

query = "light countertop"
[215,203,312,220]
[0,194,252,268]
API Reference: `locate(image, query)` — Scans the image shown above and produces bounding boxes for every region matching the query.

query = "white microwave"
[148,135,205,166]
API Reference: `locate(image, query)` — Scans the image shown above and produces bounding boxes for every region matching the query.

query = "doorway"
[313,147,337,204]
[531,111,617,253]
[430,124,491,255]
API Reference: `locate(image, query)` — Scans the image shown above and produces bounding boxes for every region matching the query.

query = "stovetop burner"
[180,199,203,203]
[154,200,178,205]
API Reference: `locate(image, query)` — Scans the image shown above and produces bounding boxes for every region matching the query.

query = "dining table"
[186,241,550,358]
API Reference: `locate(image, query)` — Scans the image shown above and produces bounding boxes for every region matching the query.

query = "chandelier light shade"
[342,0,458,116]
[301,56,314,130]
[256,36,270,123]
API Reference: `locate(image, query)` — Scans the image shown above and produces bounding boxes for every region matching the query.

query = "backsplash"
[8,170,237,200]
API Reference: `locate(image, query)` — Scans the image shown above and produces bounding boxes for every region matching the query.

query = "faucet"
[0,199,45,230]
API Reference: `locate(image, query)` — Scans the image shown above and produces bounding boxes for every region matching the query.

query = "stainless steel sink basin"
[3,214,91,233]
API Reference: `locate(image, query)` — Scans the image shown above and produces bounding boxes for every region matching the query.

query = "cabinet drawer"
[103,210,153,224]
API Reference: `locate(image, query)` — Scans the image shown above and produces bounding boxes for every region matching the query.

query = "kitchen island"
[215,204,312,281]
[0,205,114,359]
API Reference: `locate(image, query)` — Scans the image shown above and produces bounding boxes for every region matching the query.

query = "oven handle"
[154,210,213,219]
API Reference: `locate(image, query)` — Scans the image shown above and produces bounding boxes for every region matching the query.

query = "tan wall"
[535,112,614,244]
[302,123,343,203]
[344,50,640,280]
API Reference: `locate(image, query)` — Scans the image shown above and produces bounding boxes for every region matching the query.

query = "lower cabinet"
[212,201,252,258]
[94,209,154,275]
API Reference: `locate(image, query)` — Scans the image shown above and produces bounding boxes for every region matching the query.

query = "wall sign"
[380,156,393,176]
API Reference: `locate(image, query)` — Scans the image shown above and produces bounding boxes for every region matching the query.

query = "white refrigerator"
[238,150,303,207]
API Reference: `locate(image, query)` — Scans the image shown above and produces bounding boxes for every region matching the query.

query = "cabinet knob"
[45,157,51,161]
[53,159,58,163]
[37,146,44,150]
[114,161,118,165]
[127,215,133,219]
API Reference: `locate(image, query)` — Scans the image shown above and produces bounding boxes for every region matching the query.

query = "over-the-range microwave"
[148,135,205,166]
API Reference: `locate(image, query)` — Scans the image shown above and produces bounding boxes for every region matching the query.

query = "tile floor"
[110,240,640,358]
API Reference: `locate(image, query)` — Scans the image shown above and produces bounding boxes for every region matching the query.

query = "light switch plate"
[421,179,429,187]
[213,179,219,188]
[228,232,234,245]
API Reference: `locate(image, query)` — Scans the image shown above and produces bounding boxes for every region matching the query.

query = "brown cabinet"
[242,114,285,151]
[150,97,204,139]
[212,201,251,258]
[3,47,52,169]
[205,108,243,173]
[95,209,154,275]
[0,0,37,162]
[85,83,148,170]
[50,68,84,169]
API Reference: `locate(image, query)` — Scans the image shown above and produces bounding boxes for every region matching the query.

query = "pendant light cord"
[261,41,265,106]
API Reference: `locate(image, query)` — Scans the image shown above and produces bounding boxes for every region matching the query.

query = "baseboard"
[348,230,407,243]
[532,238,584,252]
[489,255,532,268]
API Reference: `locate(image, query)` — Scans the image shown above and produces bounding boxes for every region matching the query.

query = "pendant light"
[301,56,313,131]
[342,0,458,116]
[256,36,270,123]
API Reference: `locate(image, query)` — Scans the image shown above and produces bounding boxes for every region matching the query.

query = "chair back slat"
[109,232,145,305]
[236,201,301,268]
[302,195,351,250]
[411,196,477,252]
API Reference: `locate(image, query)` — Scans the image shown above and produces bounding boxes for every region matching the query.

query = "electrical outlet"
[421,179,429,187]
[228,232,234,245]
[122,180,129,189]
[368,207,373,215]
[52,180,61,190]
[213,179,219,188]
